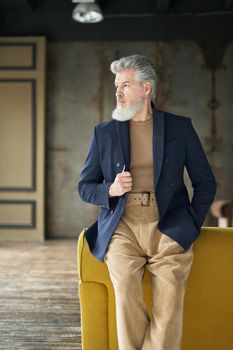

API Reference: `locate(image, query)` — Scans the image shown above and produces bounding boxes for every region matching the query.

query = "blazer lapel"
[153,108,165,191]
[116,120,131,171]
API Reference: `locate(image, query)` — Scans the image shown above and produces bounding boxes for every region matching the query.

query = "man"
[78,55,217,350]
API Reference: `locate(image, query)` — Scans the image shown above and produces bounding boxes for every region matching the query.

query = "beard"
[112,97,145,122]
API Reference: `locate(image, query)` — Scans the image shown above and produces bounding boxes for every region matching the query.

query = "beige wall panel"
[0,202,33,225]
[0,81,33,188]
[0,37,45,241]
[0,45,33,68]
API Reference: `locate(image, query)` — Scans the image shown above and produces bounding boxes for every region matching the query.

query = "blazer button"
[165,158,169,163]
[116,162,121,167]
[169,183,174,187]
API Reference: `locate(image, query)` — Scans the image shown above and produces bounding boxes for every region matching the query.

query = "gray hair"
[110,54,158,105]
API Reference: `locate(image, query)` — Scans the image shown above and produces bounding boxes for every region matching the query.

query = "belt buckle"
[141,192,150,206]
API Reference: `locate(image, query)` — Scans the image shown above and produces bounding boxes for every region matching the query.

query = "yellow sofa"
[77,227,233,350]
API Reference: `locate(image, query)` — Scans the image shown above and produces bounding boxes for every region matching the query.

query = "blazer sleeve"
[185,118,217,227]
[78,126,113,210]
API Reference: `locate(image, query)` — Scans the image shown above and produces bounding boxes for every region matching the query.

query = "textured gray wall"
[46,41,233,238]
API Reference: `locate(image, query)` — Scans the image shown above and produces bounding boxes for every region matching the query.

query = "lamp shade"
[72,3,103,23]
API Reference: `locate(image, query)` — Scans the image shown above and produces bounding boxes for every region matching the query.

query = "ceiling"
[0,0,233,41]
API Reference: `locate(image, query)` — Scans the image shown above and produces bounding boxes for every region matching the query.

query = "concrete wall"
[46,41,233,238]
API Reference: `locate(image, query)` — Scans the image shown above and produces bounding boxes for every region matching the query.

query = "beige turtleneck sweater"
[129,116,154,193]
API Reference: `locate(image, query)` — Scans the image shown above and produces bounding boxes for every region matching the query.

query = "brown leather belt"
[126,192,156,206]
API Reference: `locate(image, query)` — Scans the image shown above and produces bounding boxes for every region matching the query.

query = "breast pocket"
[164,139,185,165]
[162,139,185,182]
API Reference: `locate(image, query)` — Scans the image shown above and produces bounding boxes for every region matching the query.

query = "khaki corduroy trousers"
[104,192,194,350]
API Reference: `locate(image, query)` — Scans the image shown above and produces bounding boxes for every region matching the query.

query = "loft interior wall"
[1,3,232,238]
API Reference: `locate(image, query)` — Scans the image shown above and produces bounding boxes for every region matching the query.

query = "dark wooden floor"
[0,240,82,350]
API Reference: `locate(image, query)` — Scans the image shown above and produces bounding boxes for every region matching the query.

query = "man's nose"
[115,87,123,96]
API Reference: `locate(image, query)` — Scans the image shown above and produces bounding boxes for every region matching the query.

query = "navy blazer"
[78,108,217,262]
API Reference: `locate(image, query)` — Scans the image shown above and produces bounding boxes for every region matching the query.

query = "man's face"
[114,68,145,109]
[112,68,147,121]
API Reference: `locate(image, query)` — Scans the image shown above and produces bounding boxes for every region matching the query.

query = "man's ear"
[144,81,152,96]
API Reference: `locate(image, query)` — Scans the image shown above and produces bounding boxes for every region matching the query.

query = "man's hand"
[109,171,132,197]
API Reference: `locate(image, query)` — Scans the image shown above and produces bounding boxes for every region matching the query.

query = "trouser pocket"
[158,232,186,256]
